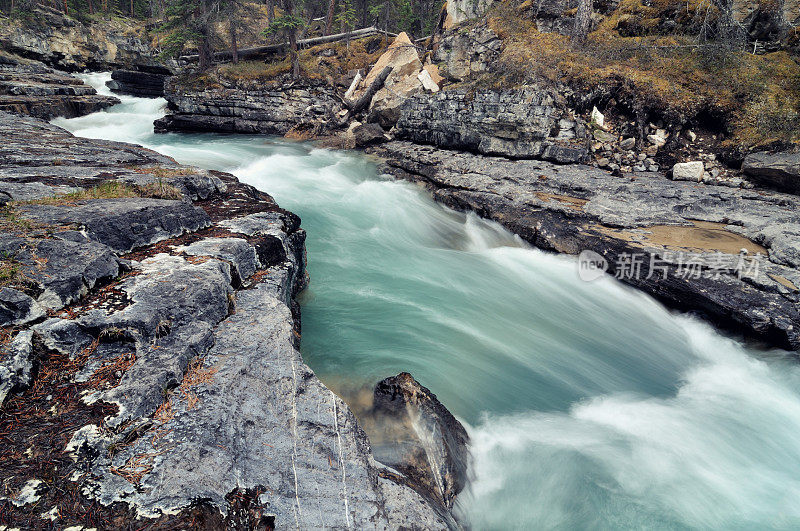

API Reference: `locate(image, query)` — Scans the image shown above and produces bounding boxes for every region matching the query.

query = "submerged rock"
[372,372,470,512]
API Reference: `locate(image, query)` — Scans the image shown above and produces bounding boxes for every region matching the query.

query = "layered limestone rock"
[396,88,589,163]
[155,78,344,136]
[371,141,800,351]
[0,112,459,528]
[107,68,171,98]
[0,55,119,119]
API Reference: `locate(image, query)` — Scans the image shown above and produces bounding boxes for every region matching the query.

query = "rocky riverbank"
[0,110,466,528]
[369,141,800,352]
[0,54,118,119]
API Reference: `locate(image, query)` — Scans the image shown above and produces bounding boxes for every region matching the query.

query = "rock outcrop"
[434,23,502,82]
[0,55,119,119]
[0,7,156,71]
[443,0,495,28]
[371,373,470,514]
[107,67,171,98]
[371,141,800,352]
[396,87,589,163]
[155,77,344,136]
[742,151,800,195]
[0,112,456,528]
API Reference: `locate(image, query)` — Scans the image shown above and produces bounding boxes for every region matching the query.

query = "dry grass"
[178,356,218,411]
[128,165,197,179]
[483,0,800,148]
[22,180,183,205]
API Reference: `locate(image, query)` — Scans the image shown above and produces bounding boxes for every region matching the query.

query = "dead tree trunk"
[325,0,336,35]
[571,0,592,43]
[230,21,239,63]
[340,65,392,123]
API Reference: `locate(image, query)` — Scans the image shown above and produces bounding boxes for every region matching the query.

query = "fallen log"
[180,26,381,62]
[339,65,392,125]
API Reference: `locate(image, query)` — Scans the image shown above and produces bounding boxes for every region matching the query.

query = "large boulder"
[672,161,705,181]
[353,122,389,147]
[361,33,428,128]
[742,151,800,195]
[371,372,470,511]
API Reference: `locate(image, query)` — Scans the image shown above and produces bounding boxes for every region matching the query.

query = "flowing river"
[53,73,800,529]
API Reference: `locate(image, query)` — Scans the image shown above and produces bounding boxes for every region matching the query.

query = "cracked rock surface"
[371,141,800,351]
[0,111,453,528]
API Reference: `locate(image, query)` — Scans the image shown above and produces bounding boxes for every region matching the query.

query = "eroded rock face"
[371,141,800,351]
[0,8,156,71]
[371,373,470,512]
[397,88,589,163]
[444,0,494,27]
[742,151,800,196]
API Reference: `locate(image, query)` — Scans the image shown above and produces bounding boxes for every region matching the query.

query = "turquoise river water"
[54,73,800,529]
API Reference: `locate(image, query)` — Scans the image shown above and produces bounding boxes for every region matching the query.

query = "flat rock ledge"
[0,113,453,529]
[370,141,800,352]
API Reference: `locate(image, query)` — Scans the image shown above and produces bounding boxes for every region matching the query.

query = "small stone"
[647,134,666,147]
[591,106,605,128]
[597,157,610,168]
[637,153,647,161]
[593,130,615,143]
[619,137,636,150]
[686,130,697,142]
[672,161,705,181]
